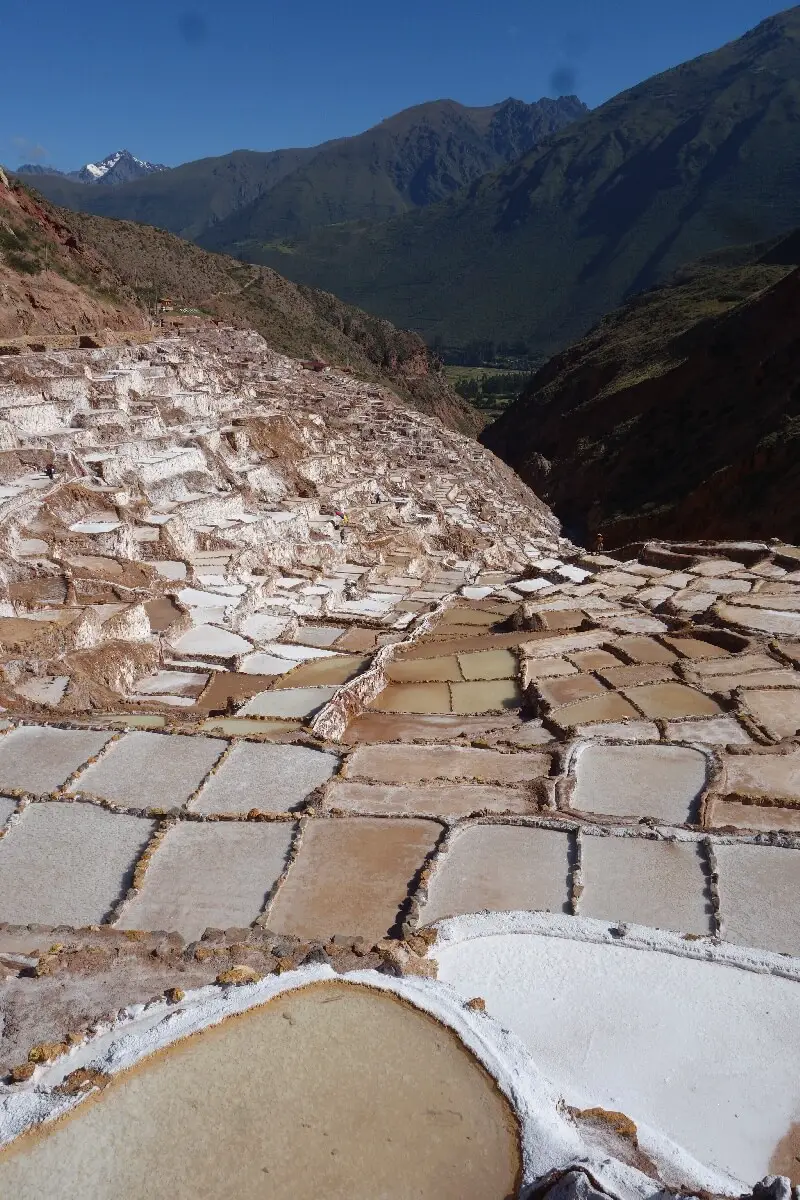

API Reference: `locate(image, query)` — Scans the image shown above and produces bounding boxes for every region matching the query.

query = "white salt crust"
[9,912,796,1197]
[433,911,800,1192]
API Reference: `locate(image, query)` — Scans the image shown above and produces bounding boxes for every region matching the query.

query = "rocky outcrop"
[525,1169,799,1200]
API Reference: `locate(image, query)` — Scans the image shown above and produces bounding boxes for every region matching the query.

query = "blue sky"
[4,0,794,170]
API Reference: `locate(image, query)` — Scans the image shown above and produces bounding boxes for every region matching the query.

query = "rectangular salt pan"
[239,653,297,675]
[571,744,707,824]
[0,802,154,927]
[240,613,291,642]
[117,821,295,941]
[173,626,253,657]
[715,843,800,956]
[325,780,535,818]
[177,587,242,608]
[580,836,712,935]
[69,731,226,810]
[268,818,440,942]
[239,686,339,718]
[0,726,113,794]
[258,642,338,661]
[421,825,572,924]
[191,742,338,814]
[347,744,550,785]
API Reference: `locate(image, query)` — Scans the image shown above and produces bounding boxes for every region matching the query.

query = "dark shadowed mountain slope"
[15,97,586,249]
[481,229,800,544]
[249,8,800,353]
[197,96,587,250]
[13,150,317,241]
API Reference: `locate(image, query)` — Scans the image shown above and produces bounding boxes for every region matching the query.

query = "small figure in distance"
[594,532,605,554]
[343,579,357,601]
[45,462,55,480]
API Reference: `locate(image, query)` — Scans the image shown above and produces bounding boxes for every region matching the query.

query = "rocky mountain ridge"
[13,96,587,245]
[17,150,168,187]
[244,7,800,354]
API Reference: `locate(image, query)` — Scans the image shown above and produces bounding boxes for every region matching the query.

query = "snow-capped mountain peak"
[83,151,125,179]
[69,149,168,186]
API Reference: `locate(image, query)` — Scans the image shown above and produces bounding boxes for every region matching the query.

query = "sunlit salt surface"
[437,924,800,1187]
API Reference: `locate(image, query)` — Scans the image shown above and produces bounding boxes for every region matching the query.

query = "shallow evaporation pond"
[272,654,369,689]
[437,926,800,1188]
[0,982,521,1200]
[144,597,184,633]
[172,625,253,657]
[571,744,708,823]
[200,717,302,736]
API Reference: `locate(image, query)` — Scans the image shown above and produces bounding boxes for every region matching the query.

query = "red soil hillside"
[0,171,477,432]
[0,168,145,340]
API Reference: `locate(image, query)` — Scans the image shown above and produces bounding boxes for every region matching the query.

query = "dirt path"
[201,267,261,308]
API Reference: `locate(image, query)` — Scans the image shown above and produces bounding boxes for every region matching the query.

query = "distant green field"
[444,366,529,419]
[445,365,516,379]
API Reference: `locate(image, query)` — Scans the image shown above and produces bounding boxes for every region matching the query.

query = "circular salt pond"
[0,981,521,1199]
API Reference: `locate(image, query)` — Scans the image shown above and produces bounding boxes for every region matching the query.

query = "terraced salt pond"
[117,822,295,940]
[190,742,338,814]
[0,802,153,926]
[268,818,441,942]
[0,981,522,1199]
[570,743,708,823]
[69,731,227,809]
[7,321,800,1195]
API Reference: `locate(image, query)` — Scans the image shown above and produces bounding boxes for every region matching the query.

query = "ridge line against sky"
[4,0,794,172]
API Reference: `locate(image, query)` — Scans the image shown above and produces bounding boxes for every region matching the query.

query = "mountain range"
[14,96,587,247]
[240,6,800,356]
[15,10,800,362]
[16,149,167,187]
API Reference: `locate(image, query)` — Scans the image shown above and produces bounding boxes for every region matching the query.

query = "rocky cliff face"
[487,96,587,160]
